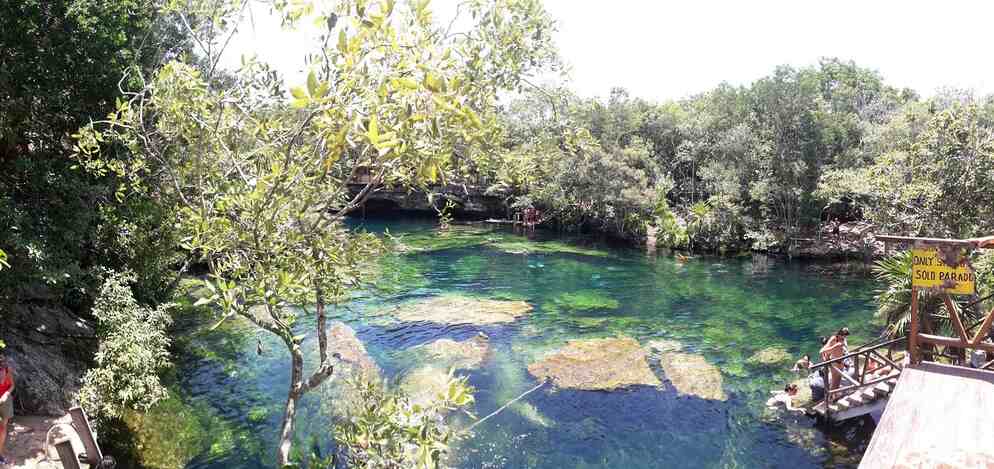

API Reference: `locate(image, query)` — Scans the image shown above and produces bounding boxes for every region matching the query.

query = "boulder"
[658,352,727,401]
[527,337,661,391]
[390,295,532,325]
[416,333,491,370]
[328,322,380,379]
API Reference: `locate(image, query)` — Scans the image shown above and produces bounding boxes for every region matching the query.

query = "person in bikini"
[819,328,850,402]
[0,354,14,466]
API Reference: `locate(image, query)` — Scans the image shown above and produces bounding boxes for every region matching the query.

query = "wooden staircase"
[810,372,900,422]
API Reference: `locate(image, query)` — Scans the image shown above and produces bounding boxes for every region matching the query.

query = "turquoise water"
[168,217,883,468]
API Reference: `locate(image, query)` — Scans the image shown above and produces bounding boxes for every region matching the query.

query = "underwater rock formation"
[658,352,727,401]
[399,366,456,407]
[526,337,661,391]
[645,339,683,354]
[328,322,380,379]
[746,347,792,366]
[417,332,491,370]
[390,295,533,325]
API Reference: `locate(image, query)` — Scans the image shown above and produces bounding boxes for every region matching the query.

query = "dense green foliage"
[332,375,474,469]
[486,60,994,252]
[0,0,187,307]
[75,0,558,464]
[77,271,173,418]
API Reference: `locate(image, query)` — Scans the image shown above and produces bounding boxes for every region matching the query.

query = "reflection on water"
[167,217,882,468]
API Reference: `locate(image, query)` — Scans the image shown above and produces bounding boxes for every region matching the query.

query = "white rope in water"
[462,379,548,434]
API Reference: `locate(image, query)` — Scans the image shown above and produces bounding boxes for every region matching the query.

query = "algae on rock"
[658,352,727,401]
[415,333,491,370]
[389,295,533,325]
[527,337,661,391]
[746,347,792,366]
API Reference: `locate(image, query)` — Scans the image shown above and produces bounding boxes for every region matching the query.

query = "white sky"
[223,0,994,102]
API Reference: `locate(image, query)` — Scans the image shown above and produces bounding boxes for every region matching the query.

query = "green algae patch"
[658,352,727,401]
[492,239,611,258]
[116,390,242,469]
[746,347,792,366]
[415,332,491,370]
[549,290,620,312]
[390,295,533,325]
[526,337,661,391]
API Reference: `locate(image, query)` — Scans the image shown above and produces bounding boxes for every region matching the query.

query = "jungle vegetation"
[3,0,994,467]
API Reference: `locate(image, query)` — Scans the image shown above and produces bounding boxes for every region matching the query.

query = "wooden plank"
[970,307,994,345]
[942,293,970,344]
[54,437,81,469]
[918,333,994,353]
[860,362,994,468]
[69,406,103,465]
[910,287,920,364]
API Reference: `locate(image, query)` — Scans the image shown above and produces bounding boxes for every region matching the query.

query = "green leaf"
[290,86,307,100]
[424,73,445,93]
[306,70,318,97]
[337,29,348,52]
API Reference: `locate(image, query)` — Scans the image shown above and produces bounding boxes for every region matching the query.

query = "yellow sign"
[911,248,975,295]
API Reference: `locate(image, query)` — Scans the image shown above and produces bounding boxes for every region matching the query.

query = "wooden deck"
[859,362,994,468]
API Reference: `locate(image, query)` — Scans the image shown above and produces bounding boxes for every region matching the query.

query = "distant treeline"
[477,58,994,252]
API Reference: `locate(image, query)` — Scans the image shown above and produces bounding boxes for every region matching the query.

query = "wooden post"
[910,285,920,364]
[54,437,81,469]
[69,406,103,466]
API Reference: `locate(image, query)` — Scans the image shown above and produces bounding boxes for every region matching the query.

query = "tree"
[74,0,558,465]
[819,97,994,238]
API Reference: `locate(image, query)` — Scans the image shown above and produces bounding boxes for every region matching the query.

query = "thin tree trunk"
[277,346,304,467]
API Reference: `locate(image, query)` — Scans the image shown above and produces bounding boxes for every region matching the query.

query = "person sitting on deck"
[791,355,811,373]
[767,384,803,412]
[0,354,14,466]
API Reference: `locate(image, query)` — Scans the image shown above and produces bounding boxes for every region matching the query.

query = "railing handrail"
[809,336,906,371]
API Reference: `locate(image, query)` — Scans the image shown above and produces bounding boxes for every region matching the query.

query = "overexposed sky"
[223,0,994,101]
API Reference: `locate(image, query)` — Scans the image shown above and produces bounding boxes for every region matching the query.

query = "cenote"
[151,216,886,468]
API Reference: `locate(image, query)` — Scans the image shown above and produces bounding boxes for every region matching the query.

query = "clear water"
[167,217,884,468]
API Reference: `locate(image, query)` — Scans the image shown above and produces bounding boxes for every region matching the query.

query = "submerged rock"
[746,347,792,366]
[322,322,382,418]
[646,339,683,354]
[390,295,533,325]
[399,366,457,408]
[416,333,491,370]
[328,322,380,379]
[527,337,662,391]
[658,352,727,401]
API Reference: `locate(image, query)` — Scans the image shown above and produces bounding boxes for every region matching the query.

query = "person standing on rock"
[0,354,14,466]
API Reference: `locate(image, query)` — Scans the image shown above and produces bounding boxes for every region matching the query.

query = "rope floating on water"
[462,378,549,434]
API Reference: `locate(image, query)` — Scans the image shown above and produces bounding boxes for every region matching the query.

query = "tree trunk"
[277,345,305,467]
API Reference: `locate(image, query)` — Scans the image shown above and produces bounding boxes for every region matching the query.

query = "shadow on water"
[133,217,883,468]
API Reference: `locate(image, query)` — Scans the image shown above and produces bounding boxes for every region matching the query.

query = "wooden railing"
[809,336,907,421]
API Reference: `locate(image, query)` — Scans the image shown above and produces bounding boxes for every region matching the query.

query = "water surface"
[170,217,882,468]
